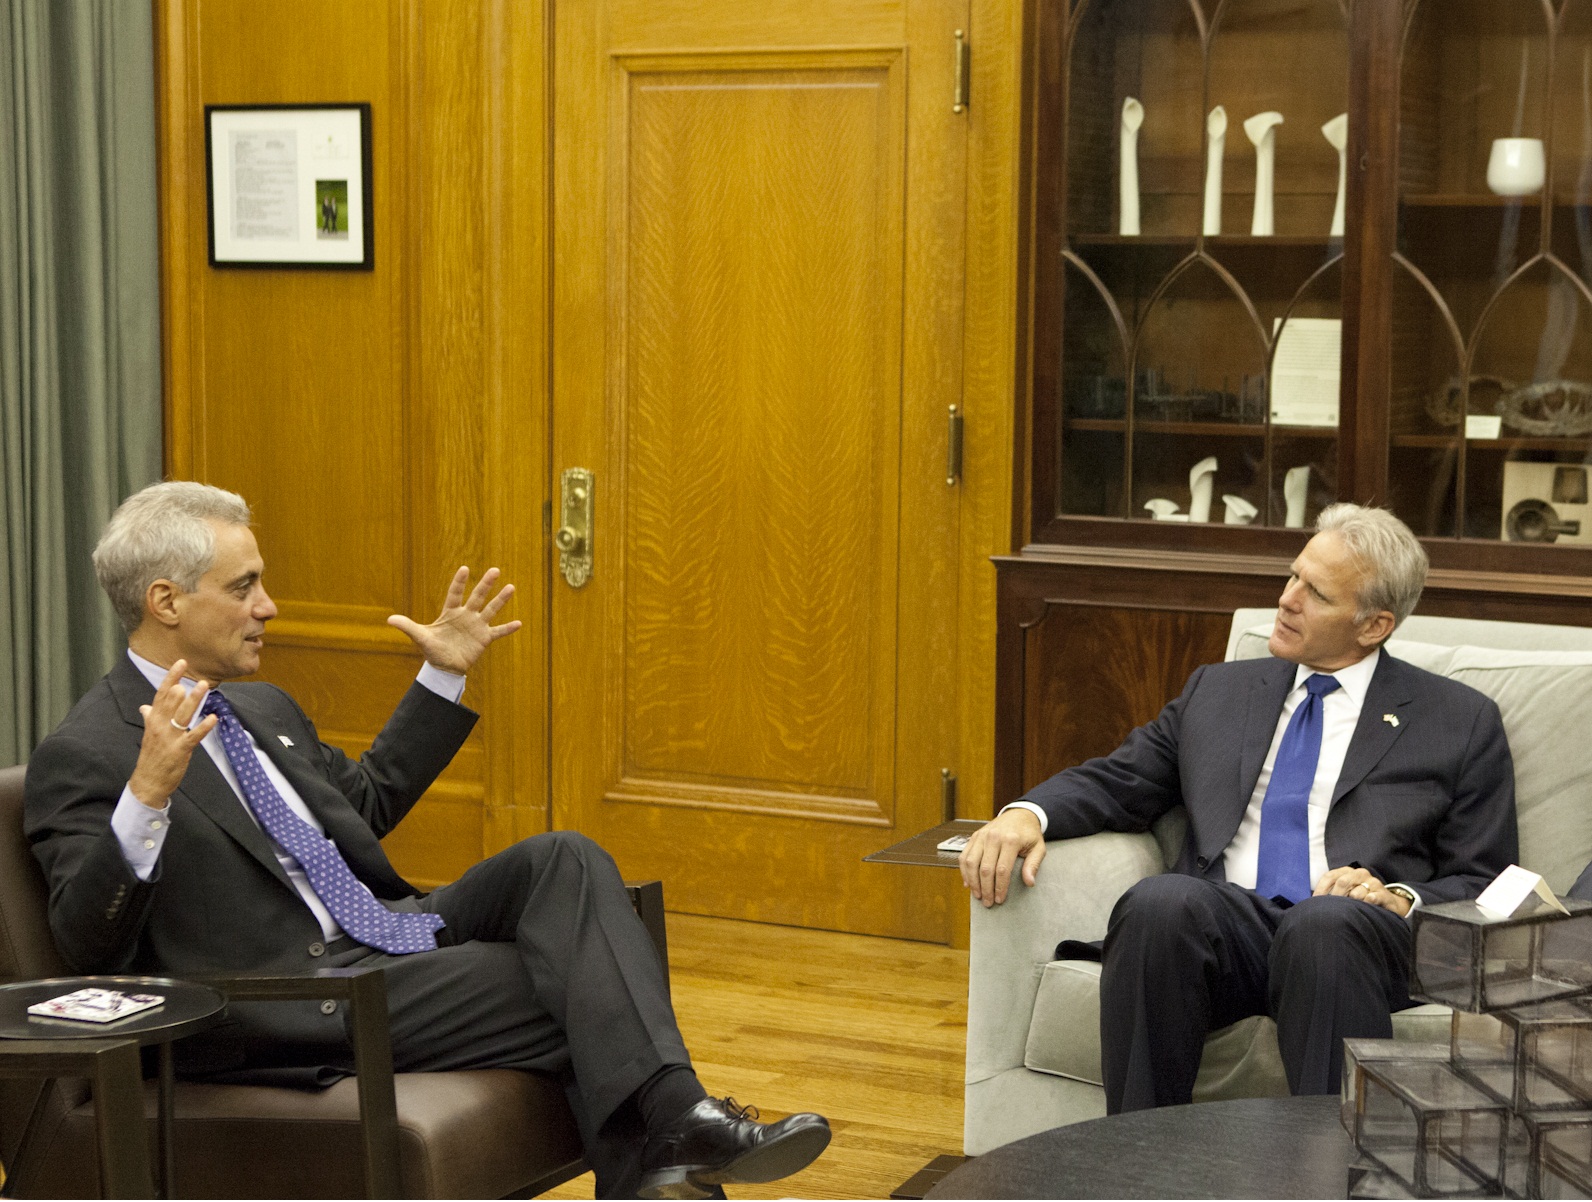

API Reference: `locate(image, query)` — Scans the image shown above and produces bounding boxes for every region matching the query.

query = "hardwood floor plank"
[543,912,968,1198]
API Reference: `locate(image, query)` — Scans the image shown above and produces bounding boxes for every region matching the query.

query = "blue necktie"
[200,691,444,954]
[1255,673,1342,904]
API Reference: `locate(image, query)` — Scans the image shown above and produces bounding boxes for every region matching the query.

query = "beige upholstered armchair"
[964,610,1592,1156]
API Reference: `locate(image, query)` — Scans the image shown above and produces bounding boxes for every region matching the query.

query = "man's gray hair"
[93,482,252,633]
[1315,502,1428,629]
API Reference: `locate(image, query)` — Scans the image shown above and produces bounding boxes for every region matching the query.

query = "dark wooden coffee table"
[926,1096,1352,1199]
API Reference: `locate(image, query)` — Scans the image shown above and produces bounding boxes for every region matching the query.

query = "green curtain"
[0,0,162,767]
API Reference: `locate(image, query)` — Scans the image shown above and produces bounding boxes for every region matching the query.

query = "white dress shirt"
[112,649,466,939]
[1004,648,1417,913]
[1222,650,1378,891]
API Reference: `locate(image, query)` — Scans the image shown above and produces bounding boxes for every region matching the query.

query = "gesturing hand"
[130,660,217,809]
[387,566,522,675]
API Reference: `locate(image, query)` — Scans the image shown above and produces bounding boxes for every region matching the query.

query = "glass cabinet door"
[1056,0,1349,529]
[1393,0,1592,546]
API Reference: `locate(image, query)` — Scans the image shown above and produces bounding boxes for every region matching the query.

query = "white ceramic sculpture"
[1188,456,1218,522]
[1203,106,1227,236]
[1322,113,1348,237]
[1284,464,1311,528]
[1144,498,1189,521]
[1120,98,1144,236]
[1245,111,1284,236]
[1222,494,1258,525]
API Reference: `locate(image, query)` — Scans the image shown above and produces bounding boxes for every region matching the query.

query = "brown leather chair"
[0,762,655,1198]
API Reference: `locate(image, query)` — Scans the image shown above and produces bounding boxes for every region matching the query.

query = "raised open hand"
[387,566,521,675]
[131,660,217,809]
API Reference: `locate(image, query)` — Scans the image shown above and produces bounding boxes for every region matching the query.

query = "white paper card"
[1466,414,1503,440]
[1476,864,1569,918]
[1270,317,1342,427]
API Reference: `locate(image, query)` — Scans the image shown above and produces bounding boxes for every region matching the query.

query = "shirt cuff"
[1000,800,1049,836]
[417,662,467,704]
[1390,883,1424,920]
[111,787,171,882]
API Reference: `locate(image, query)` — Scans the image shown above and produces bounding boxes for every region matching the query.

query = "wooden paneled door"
[551,0,970,940]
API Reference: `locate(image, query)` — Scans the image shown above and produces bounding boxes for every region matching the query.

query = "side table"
[0,976,225,1199]
[864,819,987,868]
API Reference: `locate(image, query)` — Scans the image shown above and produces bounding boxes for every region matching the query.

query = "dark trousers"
[1098,874,1414,1113]
[338,830,692,1197]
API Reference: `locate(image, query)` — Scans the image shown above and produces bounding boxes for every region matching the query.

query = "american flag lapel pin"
[278,735,295,747]
[1383,713,1399,727]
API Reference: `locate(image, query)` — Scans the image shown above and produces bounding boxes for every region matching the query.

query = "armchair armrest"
[966,830,1165,1084]
[195,967,398,1199]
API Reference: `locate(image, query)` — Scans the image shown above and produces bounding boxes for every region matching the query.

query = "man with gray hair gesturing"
[25,481,830,1199]
[959,503,1518,1112]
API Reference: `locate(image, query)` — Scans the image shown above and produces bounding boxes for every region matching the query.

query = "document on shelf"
[1271,317,1341,428]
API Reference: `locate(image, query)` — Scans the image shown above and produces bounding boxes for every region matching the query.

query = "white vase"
[1222,494,1258,525]
[1120,98,1144,236]
[1245,111,1284,236]
[1284,465,1311,528]
[1188,456,1218,522]
[1144,498,1185,521]
[1322,114,1348,237]
[1487,138,1545,197]
[1203,106,1227,236]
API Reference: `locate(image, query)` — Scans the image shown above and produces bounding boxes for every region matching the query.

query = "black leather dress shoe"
[636,1096,832,1199]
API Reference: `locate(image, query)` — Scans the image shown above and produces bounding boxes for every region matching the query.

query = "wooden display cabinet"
[997,0,1592,808]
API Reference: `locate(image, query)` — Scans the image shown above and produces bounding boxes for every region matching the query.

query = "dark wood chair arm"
[193,967,397,1200]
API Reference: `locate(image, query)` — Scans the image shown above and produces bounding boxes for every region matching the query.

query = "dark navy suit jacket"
[1021,651,1518,905]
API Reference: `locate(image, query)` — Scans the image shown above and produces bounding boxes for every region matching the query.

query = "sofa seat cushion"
[1025,959,1457,1096]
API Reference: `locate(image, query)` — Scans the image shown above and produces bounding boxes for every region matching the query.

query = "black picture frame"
[204,103,374,270]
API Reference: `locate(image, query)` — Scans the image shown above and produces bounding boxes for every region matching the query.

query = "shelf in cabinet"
[1392,432,1592,452]
[1402,194,1589,209]
[1067,418,1338,438]
[1069,234,1338,249]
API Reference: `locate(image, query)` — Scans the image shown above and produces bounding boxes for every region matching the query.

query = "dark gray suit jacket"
[24,655,477,1070]
[1021,651,1518,905]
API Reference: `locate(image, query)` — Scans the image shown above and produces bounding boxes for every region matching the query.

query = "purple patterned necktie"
[1255,673,1342,904]
[200,690,443,954]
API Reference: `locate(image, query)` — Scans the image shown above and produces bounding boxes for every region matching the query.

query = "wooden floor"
[544,913,969,1200]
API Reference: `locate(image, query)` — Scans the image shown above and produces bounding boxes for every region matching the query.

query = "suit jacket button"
[1196,856,1209,870]
[308,942,326,957]
[320,1000,337,1015]
[105,908,117,919]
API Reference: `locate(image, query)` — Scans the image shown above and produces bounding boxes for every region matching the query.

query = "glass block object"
[1451,1002,1592,1113]
[1520,1110,1592,1199]
[1343,1039,1453,1134]
[1351,1059,1513,1196]
[1348,1154,1416,1199]
[1410,899,1592,1013]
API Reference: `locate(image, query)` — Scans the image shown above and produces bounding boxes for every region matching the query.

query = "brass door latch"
[556,468,593,588]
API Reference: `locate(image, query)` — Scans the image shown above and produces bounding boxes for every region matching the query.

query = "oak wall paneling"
[157,0,551,888]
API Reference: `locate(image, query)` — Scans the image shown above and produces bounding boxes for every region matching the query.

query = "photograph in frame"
[205,104,373,269]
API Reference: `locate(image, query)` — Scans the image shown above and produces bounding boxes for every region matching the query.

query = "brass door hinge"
[946,404,964,485]
[941,768,958,823]
[952,30,970,113]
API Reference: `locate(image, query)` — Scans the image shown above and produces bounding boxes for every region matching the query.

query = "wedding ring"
[169,718,186,731]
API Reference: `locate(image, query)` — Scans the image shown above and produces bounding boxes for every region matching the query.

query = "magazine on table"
[26,988,165,1024]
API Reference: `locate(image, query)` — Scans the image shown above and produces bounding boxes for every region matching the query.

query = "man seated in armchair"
[959,503,1518,1113]
[25,481,831,1199]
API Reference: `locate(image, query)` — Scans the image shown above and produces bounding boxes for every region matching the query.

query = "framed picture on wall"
[204,103,373,269]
